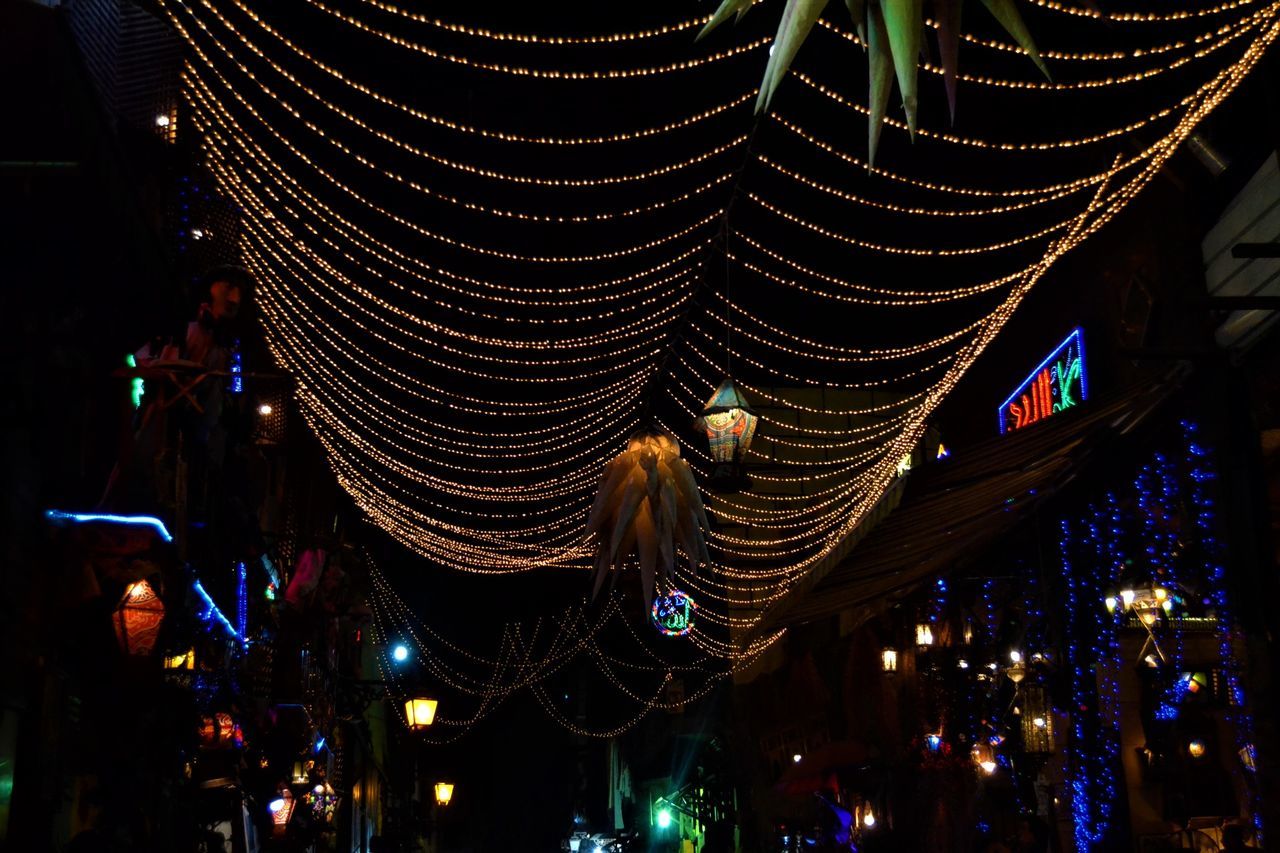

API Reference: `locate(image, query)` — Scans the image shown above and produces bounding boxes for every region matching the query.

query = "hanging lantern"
[291,761,309,785]
[915,623,934,649]
[1005,650,1027,684]
[586,429,711,609]
[113,579,165,655]
[971,743,997,775]
[1188,740,1206,759]
[651,589,697,636]
[269,789,295,835]
[880,647,898,673]
[693,379,758,489]
[198,712,243,749]
[404,697,438,730]
[163,648,195,670]
[435,782,455,806]
[1019,685,1054,754]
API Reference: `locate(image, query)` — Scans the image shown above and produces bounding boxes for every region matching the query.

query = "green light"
[125,354,144,408]
[657,808,672,829]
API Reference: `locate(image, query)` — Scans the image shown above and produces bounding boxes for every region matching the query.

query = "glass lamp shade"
[405,697,438,730]
[881,647,898,673]
[113,579,165,655]
[693,379,758,464]
[434,782,455,806]
[915,624,934,648]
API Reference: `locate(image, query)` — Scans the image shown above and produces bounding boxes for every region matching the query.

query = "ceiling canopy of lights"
[161,0,1280,735]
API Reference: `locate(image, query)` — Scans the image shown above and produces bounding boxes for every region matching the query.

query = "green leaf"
[979,0,1049,79]
[697,0,755,42]
[845,0,868,45]
[934,0,963,122]
[756,0,831,114]
[867,1,895,166]
[880,0,924,137]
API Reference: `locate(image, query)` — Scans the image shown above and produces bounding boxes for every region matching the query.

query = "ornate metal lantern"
[693,379,758,489]
[881,647,898,673]
[435,782,455,806]
[113,579,165,655]
[1019,685,1055,755]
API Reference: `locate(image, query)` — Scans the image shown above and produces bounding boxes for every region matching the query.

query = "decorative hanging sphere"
[651,589,697,637]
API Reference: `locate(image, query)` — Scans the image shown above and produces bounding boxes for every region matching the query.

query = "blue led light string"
[1181,420,1263,842]
[236,560,248,639]
[1061,510,1121,852]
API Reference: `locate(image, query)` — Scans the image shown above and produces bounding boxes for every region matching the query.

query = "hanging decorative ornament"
[693,379,758,492]
[113,579,166,656]
[586,429,711,609]
[651,589,698,636]
[698,0,1049,164]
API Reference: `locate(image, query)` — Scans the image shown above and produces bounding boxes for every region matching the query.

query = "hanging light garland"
[164,0,1280,725]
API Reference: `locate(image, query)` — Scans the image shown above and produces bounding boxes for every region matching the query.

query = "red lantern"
[199,712,243,749]
[113,579,165,655]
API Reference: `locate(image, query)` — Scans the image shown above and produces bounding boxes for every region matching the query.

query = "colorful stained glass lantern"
[651,590,696,636]
[113,579,165,655]
[435,782,455,806]
[198,712,243,749]
[404,697,438,730]
[693,379,757,489]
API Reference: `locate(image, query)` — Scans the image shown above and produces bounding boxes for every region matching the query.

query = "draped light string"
[817,5,1270,74]
[168,0,1280,732]
[296,0,769,80]
[165,0,758,146]
[343,0,710,44]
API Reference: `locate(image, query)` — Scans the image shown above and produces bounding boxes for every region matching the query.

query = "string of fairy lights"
[160,0,1280,736]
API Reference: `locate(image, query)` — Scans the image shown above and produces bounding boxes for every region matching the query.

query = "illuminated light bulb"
[258,403,273,415]
[1154,587,1168,601]
[657,809,672,828]
[392,644,409,663]
[1104,596,1117,613]
[1188,740,1206,759]
[792,753,802,763]
[268,798,285,814]
[957,659,969,670]
[155,113,171,127]
[863,809,876,828]
[1140,609,1158,626]
[1120,589,1137,607]
[191,228,205,240]
[1009,650,1023,663]
[1033,717,1047,729]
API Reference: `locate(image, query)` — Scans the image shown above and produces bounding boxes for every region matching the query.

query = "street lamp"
[404,696,438,730]
[434,782,455,806]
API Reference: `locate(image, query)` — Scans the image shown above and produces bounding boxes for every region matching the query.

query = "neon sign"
[651,590,696,636]
[998,328,1087,434]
